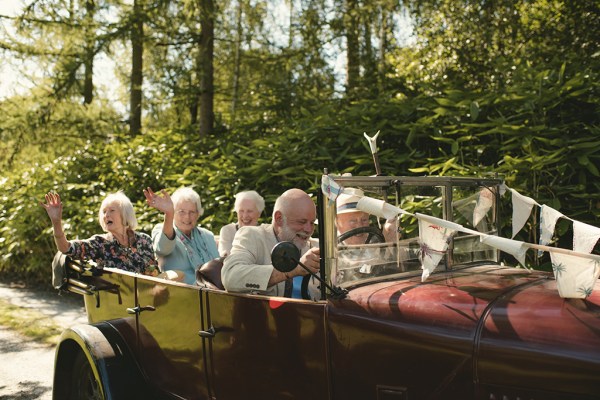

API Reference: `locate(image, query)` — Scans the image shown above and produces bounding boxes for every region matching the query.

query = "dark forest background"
[1,0,598,284]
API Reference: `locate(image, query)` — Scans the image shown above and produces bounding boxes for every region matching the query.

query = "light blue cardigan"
[152,223,219,285]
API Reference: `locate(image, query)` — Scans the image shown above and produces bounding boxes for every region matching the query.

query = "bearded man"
[221,188,320,297]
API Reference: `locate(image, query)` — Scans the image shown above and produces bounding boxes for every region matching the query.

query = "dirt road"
[0,326,55,399]
[0,283,87,399]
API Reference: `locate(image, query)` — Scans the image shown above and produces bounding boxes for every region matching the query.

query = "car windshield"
[325,176,501,288]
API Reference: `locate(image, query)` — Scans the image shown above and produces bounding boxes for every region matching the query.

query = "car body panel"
[478,277,600,398]
[204,290,329,399]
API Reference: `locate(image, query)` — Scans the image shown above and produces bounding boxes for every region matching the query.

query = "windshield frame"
[321,174,504,294]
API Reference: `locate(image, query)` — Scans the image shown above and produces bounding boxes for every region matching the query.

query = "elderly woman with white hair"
[218,190,265,257]
[144,186,219,284]
[41,191,159,275]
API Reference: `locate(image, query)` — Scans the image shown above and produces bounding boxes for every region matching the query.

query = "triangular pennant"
[418,218,457,281]
[473,188,494,227]
[572,220,600,254]
[538,205,564,257]
[499,183,508,197]
[415,213,479,236]
[321,175,343,204]
[550,251,600,298]
[357,196,404,220]
[481,235,529,267]
[510,188,538,239]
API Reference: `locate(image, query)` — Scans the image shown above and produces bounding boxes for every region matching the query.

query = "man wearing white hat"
[336,188,398,245]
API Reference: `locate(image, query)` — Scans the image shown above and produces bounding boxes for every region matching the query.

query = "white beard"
[280,222,309,250]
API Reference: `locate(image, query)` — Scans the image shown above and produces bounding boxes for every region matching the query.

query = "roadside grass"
[0,298,63,346]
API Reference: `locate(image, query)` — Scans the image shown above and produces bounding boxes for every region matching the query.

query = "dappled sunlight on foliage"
[0,0,598,284]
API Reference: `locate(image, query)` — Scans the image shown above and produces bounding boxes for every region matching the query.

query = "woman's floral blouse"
[66,229,159,276]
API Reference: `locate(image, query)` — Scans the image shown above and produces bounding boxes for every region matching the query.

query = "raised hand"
[143,187,174,215]
[40,192,63,224]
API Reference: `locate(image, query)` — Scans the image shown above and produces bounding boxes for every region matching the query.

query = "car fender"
[53,322,150,400]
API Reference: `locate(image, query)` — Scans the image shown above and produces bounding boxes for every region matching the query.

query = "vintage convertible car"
[52,173,600,400]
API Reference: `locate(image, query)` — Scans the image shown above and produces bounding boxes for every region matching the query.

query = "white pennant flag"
[499,183,508,197]
[357,196,404,220]
[538,205,564,256]
[572,220,600,254]
[418,218,457,281]
[321,175,343,204]
[415,213,479,235]
[481,235,529,268]
[473,188,494,227]
[550,251,600,298]
[510,188,538,238]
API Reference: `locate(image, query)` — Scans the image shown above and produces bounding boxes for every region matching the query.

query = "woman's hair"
[98,191,138,231]
[234,190,265,214]
[171,187,204,216]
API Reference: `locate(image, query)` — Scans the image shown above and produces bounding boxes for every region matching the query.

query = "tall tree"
[1,0,105,103]
[230,0,244,126]
[82,0,95,104]
[197,0,215,136]
[129,0,144,135]
[344,0,360,98]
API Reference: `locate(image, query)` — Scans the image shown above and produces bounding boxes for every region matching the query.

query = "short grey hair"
[98,191,138,231]
[171,187,204,216]
[234,190,265,214]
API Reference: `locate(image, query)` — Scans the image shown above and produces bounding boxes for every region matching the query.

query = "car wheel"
[70,351,104,400]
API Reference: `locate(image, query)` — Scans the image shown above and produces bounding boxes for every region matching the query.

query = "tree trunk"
[130,0,144,135]
[198,0,215,137]
[362,10,377,96]
[230,0,243,127]
[345,0,360,99]
[83,0,95,105]
[377,4,388,93]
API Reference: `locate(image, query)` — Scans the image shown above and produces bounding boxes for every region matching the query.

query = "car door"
[136,277,210,400]
[203,289,330,399]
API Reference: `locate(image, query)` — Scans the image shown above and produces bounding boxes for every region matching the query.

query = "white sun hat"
[336,188,364,214]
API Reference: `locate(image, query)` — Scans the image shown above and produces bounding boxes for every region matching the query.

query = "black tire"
[70,351,104,400]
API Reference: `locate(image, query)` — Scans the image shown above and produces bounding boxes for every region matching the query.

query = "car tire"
[70,351,104,400]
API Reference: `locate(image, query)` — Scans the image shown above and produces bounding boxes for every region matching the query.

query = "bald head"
[273,189,316,247]
[273,189,313,217]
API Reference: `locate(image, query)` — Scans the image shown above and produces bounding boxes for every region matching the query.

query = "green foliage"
[0,94,122,170]
[1,0,599,284]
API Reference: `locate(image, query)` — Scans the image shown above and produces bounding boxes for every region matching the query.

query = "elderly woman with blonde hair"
[41,191,159,275]
[218,190,265,257]
[144,186,219,284]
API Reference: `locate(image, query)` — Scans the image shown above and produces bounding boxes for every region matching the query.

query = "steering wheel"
[338,226,385,244]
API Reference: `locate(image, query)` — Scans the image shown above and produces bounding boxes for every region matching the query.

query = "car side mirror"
[270,241,347,299]
[271,241,300,273]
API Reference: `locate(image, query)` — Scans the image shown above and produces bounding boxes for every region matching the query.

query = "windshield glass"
[329,177,500,288]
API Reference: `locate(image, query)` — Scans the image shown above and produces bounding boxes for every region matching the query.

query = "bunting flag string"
[503,186,600,255]
[321,176,600,298]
